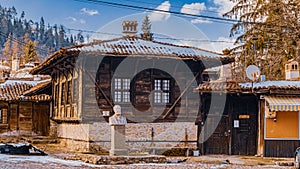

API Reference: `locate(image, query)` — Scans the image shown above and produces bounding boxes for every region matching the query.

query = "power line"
[74,0,300,30]
[0,31,51,56]
[64,27,234,44]
[73,0,239,25]
[119,0,220,15]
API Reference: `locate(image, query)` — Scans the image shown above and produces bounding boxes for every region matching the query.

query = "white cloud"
[80,8,99,16]
[174,37,235,53]
[180,3,206,15]
[203,37,236,53]
[191,18,212,24]
[213,0,235,16]
[67,17,86,24]
[149,1,171,22]
[180,3,211,24]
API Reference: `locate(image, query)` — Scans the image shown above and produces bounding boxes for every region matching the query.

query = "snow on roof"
[11,67,33,79]
[204,65,221,72]
[0,79,51,101]
[71,37,223,58]
[0,65,10,70]
[0,80,39,87]
[24,62,35,67]
[239,81,300,89]
[197,80,300,92]
[31,37,234,75]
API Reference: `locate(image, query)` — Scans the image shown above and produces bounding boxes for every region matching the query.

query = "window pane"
[67,80,72,104]
[115,79,121,89]
[123,79,130,90]
[61,83,66,105]
[154,92,161,103]
[155,80,161,90]
[163,92,170,103]
[114,91,122,102]
[123,91,130,102]
[55,84,59,106]
[162,80,170,90]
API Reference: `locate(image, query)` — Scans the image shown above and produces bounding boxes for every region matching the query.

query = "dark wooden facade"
[0,82,51,136]
[0,101,50,135]
[31,37,232,124]
[199,93,258,155]
[48,55,204,123]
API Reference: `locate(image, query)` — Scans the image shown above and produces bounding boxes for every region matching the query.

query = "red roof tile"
[0,82,51,101]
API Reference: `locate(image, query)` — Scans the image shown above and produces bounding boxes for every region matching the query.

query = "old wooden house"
[30,21,233,152]
[197,79,300,157]
[0,80,51,136]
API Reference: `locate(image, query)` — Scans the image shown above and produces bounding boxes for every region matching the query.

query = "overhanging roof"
[30,37,234,75]
[265,96,300,112]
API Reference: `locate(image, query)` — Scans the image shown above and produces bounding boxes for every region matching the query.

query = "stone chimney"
[285,59,299,80]
[122,21,138,37]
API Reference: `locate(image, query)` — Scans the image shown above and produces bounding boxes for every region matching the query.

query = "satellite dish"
[246,65,260,81]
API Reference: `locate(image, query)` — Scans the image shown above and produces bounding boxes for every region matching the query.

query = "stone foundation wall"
[57,122,198,153]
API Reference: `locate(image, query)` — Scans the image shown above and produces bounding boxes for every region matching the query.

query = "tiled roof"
[197,81,243,92]
[197,80,300,93]
[23,80,51,96]
[31,37,234,75]
[0,82,51,101]
[76,37,224,58]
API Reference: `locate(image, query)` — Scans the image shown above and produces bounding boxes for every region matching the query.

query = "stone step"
[22,136,59,144]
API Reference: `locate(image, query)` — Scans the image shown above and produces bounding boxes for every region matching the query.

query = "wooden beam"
[162,71,200,119]
[81,66,114,108]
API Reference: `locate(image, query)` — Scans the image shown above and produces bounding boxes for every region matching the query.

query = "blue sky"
[0,0,236,53]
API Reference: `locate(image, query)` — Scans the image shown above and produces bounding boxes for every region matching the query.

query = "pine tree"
[39,17,45,43]
[23,40,38,63]
[141,15,153,41]
[3,34,12,58]
[224,0,300,80]
[0,6,76,61]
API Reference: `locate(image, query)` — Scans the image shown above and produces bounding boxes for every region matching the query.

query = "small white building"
[285,59,299,80]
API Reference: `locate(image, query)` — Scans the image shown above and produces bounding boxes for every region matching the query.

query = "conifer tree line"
[0,6,84,66]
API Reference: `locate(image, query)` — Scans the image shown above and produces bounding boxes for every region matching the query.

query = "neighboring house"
[197,60,300,157]
[201,64,232,82]
[197,81,258,155]
[30,21,233,153]
[0,80,51,136]
[285,59,299,80]
[0,64,10,81]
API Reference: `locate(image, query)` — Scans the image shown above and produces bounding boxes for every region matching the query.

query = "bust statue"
[109,105,127,125]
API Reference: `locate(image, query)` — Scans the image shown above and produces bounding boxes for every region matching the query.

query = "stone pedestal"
[110,125,128,156]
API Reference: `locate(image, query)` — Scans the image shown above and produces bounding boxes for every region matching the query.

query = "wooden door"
[9,103,18,130]
[232,114,257,155]
[204,115,229,154]
[33,103,50,136]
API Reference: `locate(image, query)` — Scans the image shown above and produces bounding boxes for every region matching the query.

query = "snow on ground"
[0,154,295,169]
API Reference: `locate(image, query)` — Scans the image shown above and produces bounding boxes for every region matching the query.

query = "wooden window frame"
[113,78,130,103]
[153,79,170,104]
[0,109,8,124]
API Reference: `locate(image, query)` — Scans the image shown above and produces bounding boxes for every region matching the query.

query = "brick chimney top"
[122,21,138,37]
